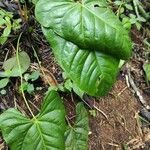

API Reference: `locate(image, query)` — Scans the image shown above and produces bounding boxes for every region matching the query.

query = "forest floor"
[0,1,150,150]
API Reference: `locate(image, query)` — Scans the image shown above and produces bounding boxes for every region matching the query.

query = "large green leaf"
[35,0,132,59]
[65,102,89,150]
[35,0,132,96]
[43,28,119,96]
[0,91,66,150]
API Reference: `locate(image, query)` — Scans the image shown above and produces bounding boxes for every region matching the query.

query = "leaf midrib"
[35,120,47,150]
[81,4,118,31]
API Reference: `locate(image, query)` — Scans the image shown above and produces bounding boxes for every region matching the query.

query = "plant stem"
[16,33,36,119]
[31,45,51,86]
[133,0,140,18]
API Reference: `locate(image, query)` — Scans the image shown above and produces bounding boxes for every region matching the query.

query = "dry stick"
[126,64,150,110]
[4,49,9,62]
[81,96,109,120]
[93,105,109,120]
[28,100,40,112]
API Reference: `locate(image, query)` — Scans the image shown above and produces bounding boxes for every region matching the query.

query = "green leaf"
[0,78,9,89]
[12,19,22,31]
[114,1,124,6]
[0,16,11,45]
[19,82,28,92]
[122,17,131,31]
[3,51,30,77]
[27,83,35,93]
[0,91,66,150]
[135,22,141,31]
[35,0,132,96]
[65,102,89,150]
[43,28,119,96]
[64,79,73,92]
[0,18,6,26]
[35,0,132,60]
[125,4,133,10]
[29,71,40,81]
[143,62,150,81]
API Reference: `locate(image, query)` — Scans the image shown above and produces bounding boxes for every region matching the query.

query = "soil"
[0,1,150,150]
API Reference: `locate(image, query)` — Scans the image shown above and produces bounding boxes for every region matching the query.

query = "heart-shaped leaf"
[65,102,89,150]
[0,91,66,150]
[35,0,132,59]
[35,0,132,96]
[43,28,119,96]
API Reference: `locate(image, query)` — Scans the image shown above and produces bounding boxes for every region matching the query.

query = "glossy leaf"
[65,102,89,150]
[0,91,66,150]
[35,0,132,96]
[43,28,119,96]
[35,0,132,59]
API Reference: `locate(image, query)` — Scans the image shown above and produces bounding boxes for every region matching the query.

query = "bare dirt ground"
[89,80,150,150]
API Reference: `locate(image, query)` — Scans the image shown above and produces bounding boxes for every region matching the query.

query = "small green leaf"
[143,63,150,81]
[0,91,66,150]
[89,110,97,117]
[24,73,30,81]
[0,16,11,45]
[125,4,133,10]
[19,82,28,92]
[65,102,89,150]
[29,71,40,81]
[114,1,124,6]
[120,7,125,14]
[0,78,9,89]
[12,19,22,31]
[0,89,7,95]
[135,22,141,31]
[3,51,30,77]
[137,16,146,22]
[122,17,131,30]
[27,83,34,94]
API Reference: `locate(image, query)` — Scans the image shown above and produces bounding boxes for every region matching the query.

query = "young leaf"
[3,51,30,77]
[29,71,40,81]
[0,91,66,150]
[27,83,34,93]
[65,102,89,150]
[0,78,9,89]
[0,16,11,45]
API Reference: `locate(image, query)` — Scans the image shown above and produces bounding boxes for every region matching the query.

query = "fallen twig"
[126,64,150,110]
